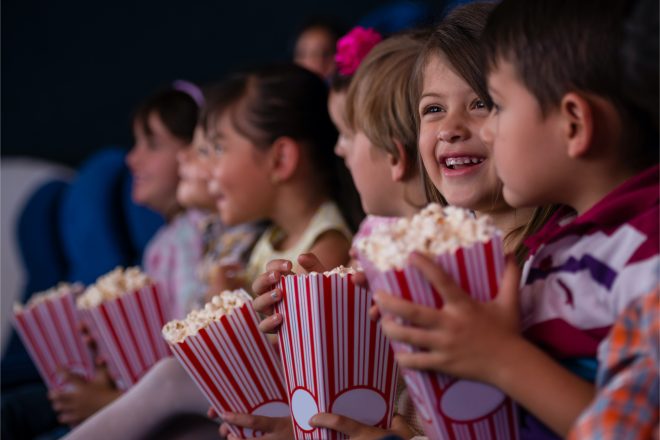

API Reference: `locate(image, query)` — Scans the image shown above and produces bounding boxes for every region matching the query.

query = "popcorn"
[14,282,83,312]
[162,289,251,344]
[308,265,357,277]
[355,204,498,271]
[76,267,151,309]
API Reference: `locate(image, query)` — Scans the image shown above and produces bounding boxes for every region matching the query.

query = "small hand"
[208,263,246,299]
[252,254,328,333]
[309,413,412,440]
[48,366,122,426]
[219,412,293,440]
[375,252,521,384]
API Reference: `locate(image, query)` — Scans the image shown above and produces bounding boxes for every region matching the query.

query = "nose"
[437,112,471,143]
[126,144,141,171]
[480,110,496,146]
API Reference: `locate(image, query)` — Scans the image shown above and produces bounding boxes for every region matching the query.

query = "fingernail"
[268,271,277,283]
[308,415,317,425]
[270,289,280,299]
[272,314,281,322]
[373,292,381,303]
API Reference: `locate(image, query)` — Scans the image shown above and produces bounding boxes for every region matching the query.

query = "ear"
[388,140,409,182]
[560,92,594,158]
[269,136,300,182]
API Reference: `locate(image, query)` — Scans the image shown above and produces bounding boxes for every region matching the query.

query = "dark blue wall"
[2,0,438,166]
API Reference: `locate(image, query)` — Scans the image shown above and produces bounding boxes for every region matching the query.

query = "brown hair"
[204,64,364,230]
[414,3,557,262]
[483,0,657,169]
[346,30,429,172]
[133,88,199,143]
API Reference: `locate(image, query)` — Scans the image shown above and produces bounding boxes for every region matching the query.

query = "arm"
[308,229,351,270]
[375,253,594,437]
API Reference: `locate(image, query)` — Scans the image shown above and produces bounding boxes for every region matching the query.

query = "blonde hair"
[346,30,428,171]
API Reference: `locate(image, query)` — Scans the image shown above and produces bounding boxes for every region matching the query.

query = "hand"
[309,413,412,440]
[219,412,293,440]
[208,263,246,299]
[375,252,522,384]
[252,254,327,333]
[48,366,122,426]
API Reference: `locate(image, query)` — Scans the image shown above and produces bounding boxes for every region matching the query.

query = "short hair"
[133,88,199,143]
[345,30,428,169]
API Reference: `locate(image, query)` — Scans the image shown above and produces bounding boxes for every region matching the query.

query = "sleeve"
[568,290,660,440]
[169,218,205,318]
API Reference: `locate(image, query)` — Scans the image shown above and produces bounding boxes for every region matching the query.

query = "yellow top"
[244,201,352,289]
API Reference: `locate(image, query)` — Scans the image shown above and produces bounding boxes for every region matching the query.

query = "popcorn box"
[166,300,289,438]
[358,235,520,440]
[13,286,94,389]
[79,282,172,390]
[277,273,399,440]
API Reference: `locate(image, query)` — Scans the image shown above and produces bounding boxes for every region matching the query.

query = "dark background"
[2,0,448,167]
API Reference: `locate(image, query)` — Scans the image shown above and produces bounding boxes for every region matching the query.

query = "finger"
[297,253,327,273]
[58,369,85,385]
[409,252,466,304]
[221,413,271,431]
[258,313,283,334]
[380,316,443,349]
[208,407,217,419]
[368,303,380,321]
[252,288,282,315]
[394,351,447,371]
[252,270,287,296]
[373,292,439,327]
[352,271,369,289]
[219,423,231,436]
[309,413,360,435]
[265,259,293,273]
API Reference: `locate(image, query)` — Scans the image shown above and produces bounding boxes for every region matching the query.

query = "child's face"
[349,131,402,216]
[176,126,215,211]
[207,112,274,226]
[294,27,336,79]
[327,90,354,161]
[481,60,566,208]
[418,55,502,212]
[127,111,186,215]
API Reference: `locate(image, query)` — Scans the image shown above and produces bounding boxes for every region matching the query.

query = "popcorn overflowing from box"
[355,204,519,440]
[13,283,94,389]
[277,270,398,440]
[77,267,172,390]
[163,290,289,438]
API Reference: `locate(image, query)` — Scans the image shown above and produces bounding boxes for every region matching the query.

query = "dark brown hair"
[205,64,363,230]
[133,89,199,143]
[483,0,657,168]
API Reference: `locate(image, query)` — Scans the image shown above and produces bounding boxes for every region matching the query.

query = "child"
[204,63,355,285]
[293,18,345,80]
[376,0,659,438]
[227,31,432,440]
[50,84,203,427]
[569,0,659,436]
[61,120,260,440]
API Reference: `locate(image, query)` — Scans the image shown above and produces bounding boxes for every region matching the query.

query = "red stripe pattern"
[359,236,520,440]
[167,301,289,438]
[79,283,172,390]
[13,291,94,389]
[277,273,399,440]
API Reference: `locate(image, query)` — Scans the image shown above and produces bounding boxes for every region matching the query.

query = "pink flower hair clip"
[335,26,383,76]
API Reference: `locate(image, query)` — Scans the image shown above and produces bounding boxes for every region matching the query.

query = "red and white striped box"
[166,300,289,438]
[277,273,399,440]
[13,285,94,389]
[358,235,520,440]
[79,283,172,390]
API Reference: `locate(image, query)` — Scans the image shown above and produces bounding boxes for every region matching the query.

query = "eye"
[197,144,210,156]
[471,98,487,111]
[211,142,224,155]
[422,104,444,116]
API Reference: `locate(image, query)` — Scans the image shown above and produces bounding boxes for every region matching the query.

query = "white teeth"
[444,157,484,167]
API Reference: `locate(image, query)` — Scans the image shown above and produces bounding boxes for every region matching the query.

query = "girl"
[205,63,355,284]
[51,84,204,428]
[228,31,431,440]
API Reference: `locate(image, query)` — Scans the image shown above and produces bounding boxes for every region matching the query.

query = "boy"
[376,0,658,438]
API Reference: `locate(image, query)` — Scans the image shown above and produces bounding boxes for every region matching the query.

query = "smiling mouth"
[443,156,485,170]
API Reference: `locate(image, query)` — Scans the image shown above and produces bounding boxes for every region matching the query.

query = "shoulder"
[308,229,351,269]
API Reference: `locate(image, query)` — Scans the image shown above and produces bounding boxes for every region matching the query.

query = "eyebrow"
[419,92,445,100]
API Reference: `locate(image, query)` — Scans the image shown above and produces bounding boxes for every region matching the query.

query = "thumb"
[495,255,521,326]
[297,253,327,274]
